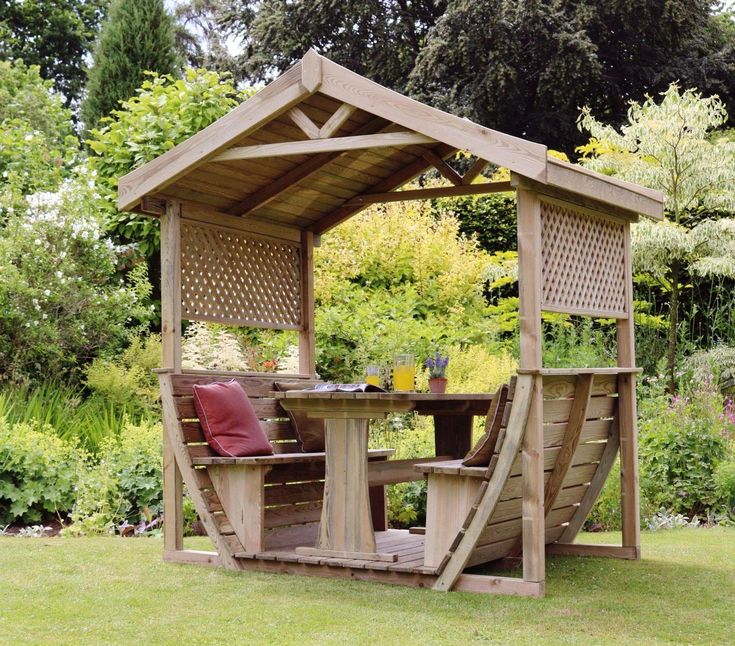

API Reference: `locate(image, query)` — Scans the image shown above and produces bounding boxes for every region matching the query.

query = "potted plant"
[425,352,449,394]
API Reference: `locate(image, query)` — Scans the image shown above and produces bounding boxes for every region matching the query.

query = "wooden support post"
[299,230,316,376]
[617,221,641,558]
[433,414,473,459]
[516,187,545,585]
[161,201,184,552]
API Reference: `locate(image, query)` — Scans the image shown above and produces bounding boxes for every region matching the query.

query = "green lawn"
[1,529,733,645]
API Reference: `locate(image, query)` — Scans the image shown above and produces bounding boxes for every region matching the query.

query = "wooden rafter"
[227,117,388,217]
[422,150,462,186]
[312,144,457,233]
[343,182,513,207]
[287,106,321,139]
[462,157,488,185]
[319,103,356,139]
[213,131,437,162]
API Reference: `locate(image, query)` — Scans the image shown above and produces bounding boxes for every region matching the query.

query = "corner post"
[617,221,641,557]
[516,186,545,586]
[161,200,184,551]
[299,230,316,376]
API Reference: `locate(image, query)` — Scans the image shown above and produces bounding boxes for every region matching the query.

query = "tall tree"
[0,0,108,108]
[578,84,735,391]
[222,0,447,91]
[81,0,179,132]
[409,0,735,153]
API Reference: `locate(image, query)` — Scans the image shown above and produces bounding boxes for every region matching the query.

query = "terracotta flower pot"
[428,377,448,394]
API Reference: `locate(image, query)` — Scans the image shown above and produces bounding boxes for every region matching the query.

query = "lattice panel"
[180,222,302,328]
[540,200,628,317]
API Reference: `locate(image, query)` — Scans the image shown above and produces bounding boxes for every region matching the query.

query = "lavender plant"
[425,352,449,379]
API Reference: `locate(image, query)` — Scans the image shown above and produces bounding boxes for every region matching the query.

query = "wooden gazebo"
[118,50,664,597]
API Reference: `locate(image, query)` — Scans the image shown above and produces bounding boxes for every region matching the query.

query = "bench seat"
[414,459,486,478]
[193,448,396,466]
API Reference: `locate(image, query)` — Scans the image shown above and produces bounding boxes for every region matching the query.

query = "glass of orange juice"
[365,364,381,387]
[393,354,415,392]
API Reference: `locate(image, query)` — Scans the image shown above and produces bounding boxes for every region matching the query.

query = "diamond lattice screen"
[540,200,628,318]
[180,221,302,328]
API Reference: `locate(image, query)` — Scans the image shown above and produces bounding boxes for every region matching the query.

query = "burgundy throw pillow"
[274,381,325,453]
[462,384,509,467]
[192,380,273,457]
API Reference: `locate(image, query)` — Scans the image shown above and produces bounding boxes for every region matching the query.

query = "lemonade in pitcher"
[393,354,415,391]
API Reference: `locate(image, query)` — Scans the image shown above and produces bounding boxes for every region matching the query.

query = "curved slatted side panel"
[462,373,619,569]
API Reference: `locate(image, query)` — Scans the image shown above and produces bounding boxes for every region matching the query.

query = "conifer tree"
[81,0,179,131]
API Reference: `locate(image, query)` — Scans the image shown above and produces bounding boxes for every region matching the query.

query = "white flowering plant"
[0,177,153,384]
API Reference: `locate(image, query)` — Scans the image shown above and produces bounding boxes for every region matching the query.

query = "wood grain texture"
[318,416,377,554]
[213,131,436,162]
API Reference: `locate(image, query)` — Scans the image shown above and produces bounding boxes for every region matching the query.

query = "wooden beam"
[300,48,322,93]
[118,61,313,212]
[453,574,544,597]
[343,182,512,207]
[160,201,184,553]
[319,103,356,139]
[546,157,663,220]
[313,143,457,233]
[213,131,437,162]
[299,231,316,376]
[546,543,638,559]
[287,106,320,139]
[227,117,388,217]
[462,157,488,185]
[319,55,547,181]
[543,374,594,513]
[422,149,462,186]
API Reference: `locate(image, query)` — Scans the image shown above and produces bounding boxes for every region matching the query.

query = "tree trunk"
[667,261,681,393]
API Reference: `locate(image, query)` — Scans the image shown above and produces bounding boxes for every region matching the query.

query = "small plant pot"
[428,377,448,394]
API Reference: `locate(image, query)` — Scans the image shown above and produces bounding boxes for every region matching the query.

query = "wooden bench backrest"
[459,373,620,568]
[168,373,326,535]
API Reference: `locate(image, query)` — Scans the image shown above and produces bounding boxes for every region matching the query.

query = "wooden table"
[275,391,493,562]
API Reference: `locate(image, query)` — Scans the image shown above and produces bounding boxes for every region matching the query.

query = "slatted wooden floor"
[235,530,436,574]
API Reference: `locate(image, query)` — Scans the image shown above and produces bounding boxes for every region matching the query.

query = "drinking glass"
[365,364,381,387]
[393,354,415,392]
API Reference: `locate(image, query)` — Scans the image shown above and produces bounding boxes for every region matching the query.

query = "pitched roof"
[117,49,663,230]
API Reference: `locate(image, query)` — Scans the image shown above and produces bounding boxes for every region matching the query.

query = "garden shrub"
[67,419,162,534]
[314,202,509,382]
[0,419,80,525]
[0,177,152,385]
[638,385,733,517]
[85,334,162,414]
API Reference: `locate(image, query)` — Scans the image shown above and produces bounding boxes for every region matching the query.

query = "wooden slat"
[174,396,284,420]
[193,448,395,466]
[466,526,565,568]
[546,543,639,559]
[368,457,452,486]
[264,501,322,528]
[543,373,618,399]
[169,373,320,397]
[543,395,615,424]
[265,482,324,506]
[543,418,612,448]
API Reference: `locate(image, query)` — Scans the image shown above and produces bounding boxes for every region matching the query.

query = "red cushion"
[192,380,274,457]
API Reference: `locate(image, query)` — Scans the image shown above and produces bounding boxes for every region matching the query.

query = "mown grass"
[1,529,733,645]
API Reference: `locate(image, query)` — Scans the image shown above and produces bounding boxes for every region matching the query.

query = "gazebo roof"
[117,50,663,232]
